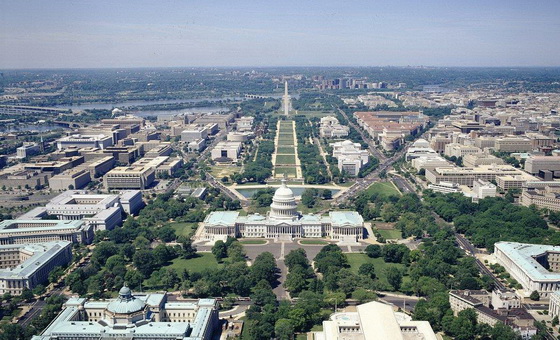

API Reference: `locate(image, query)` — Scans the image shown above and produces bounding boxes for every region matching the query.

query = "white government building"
[33,285,219,340]
[203,179,364,242]
[494,242,560,297]
[313,301,437,340]
[0,241,73,295]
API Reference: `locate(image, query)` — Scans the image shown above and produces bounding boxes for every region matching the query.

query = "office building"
[425,165,537,188]
[57,134,113,150]
[449,290,534,339]
[427,182,461,194]
[525,156,560,174]
[104,165,155,190]
[181,125,209,142]
[494,242,560,297]
[203,179,364,242]
[32,287,218,340]
[48,169,91,191]
[101,115,145,127]
[521,184,560,212]
[463,154,504,167]
[211,141,242,162]
[444,143,481,158]
[312,301,436,340]
[16,143,41,159]
[319,116,349,138]
[0,241,72,295]
[330,140,369,177]
[0,219,93,245]
[494,137,533,152]
[187,139,206,153]
[472,179,497,199]
[236,116,254,132]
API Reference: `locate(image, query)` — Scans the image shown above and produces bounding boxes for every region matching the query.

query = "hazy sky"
[1,0,559,68]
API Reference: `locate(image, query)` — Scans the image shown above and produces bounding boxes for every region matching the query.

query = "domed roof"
[273,179,295,201]
[107,284,145,314]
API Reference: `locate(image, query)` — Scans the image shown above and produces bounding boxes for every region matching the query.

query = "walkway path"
[314,135,333,180]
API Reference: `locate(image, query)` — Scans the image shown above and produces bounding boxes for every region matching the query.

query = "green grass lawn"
[275,167,298,177]
[346,253,408,287]
[168,222,197,238]
[165,253,223,273]
[277,146,296,154]
[297,110,334,118]
[300,239,328,245]
[377,229,402,239]
[275,154,296,164]
[239,239,267,245]
[210,165,241,178]
[364,181,401,197]
[278,141,294,146]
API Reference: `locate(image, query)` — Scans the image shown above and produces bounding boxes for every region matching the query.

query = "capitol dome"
[107,284,146,315]
[269,178,299,221]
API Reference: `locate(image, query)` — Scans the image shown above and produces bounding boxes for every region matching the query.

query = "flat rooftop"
[495,242,560,282]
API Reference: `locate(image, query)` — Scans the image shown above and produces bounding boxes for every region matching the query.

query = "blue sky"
[1,0,559,68]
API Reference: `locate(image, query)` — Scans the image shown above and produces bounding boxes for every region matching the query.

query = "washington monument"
[281,81,292,115]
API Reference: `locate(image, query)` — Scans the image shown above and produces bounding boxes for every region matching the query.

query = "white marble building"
[203,179,364,242]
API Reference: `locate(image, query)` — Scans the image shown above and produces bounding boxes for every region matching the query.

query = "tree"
[301,188,319,208]
[386,267,403,291]
[181,239,197,259]
[358,263,376,280]
[275,319,295,340]
[322,189,332,200]
[211,240,227,261]
[20,288,34,302]
[365,244,382,258]
[352,288,377,303]
[157,226,176,242]
[133,250,156,278]
[382,244,410,264]
[251,252,277,285]
[530,290,540,301]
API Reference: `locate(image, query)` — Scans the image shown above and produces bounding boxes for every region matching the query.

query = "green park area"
[167,222,197,238]
[277,146,296,154]
[275,154,296,164]
[346,253,409,288]
[210,165,241,178]
[275,167,298,177]
[296,110,334,118]
[377,229,402,239]
[239,239,268,245]
[165,253,223,273]
[364,181,401,197]
[299,239,328,245]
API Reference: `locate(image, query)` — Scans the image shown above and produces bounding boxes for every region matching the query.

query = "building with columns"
[203,179,364,242]
[0,241,72,295]
[32,285,219,340]
[494,242,560,297]
[0,219,93,245]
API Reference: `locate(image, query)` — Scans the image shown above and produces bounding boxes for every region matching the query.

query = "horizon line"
[2,65,560,71]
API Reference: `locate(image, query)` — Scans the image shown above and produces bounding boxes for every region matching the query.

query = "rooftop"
[495,242,560,282]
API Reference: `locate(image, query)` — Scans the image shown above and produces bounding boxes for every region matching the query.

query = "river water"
[53,96,244,111]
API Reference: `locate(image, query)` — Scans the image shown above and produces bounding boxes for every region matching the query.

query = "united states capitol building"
[33,285,218,340]
[203,179,364,241]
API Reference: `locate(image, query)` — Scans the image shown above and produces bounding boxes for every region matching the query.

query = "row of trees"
[424,191,557,251]
[293,116,331,184]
